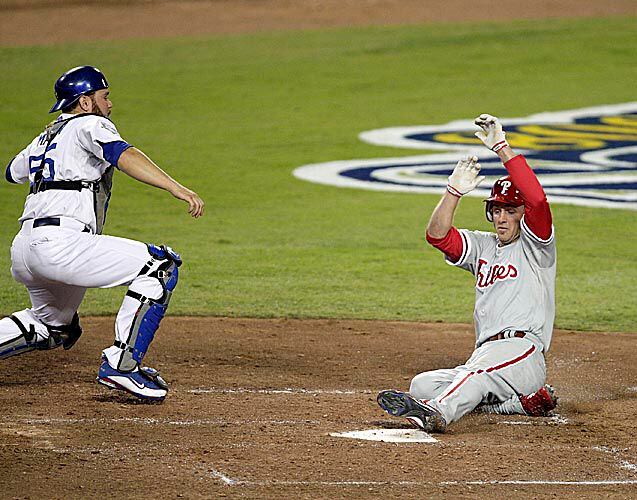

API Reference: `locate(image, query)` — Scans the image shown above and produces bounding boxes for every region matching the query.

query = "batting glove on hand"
[474,113,509,152]
[447,155,485,197]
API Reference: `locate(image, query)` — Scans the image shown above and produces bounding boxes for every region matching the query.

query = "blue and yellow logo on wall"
[294,103,637,210]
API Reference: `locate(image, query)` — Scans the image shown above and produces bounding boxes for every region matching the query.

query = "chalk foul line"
[205,468,637,487]
[189,387,370,395]
[7,417,320,426]
[498,414,569,426]
[209,469,238,486]
[593,446,637,473]
[441,480,637,486]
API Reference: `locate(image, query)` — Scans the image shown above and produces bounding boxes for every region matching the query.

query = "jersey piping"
[5,158,17,183]
[521,217,555,245]
[445,230,471,267]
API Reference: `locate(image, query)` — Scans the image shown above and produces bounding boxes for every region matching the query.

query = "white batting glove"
[474,113,509,152]
[447,155,485,197]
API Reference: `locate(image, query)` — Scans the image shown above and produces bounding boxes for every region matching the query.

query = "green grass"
[1,17,636,332]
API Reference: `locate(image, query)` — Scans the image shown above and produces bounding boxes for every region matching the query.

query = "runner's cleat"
[520,384,558,416]
[377,389,447,433]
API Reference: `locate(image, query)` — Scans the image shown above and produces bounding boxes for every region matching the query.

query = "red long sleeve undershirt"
[505,154,552,239]
[426,154,552,261]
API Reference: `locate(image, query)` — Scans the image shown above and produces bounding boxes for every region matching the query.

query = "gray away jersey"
[447,217,556,351]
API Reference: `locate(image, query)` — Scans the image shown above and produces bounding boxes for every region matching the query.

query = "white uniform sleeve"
[446,229,491,276]
[5,148,30,184]
[520,217,556,268]
[77,116,131,168]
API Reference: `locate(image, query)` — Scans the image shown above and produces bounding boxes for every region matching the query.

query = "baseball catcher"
[378,114,557,431]
[0,66,204,402]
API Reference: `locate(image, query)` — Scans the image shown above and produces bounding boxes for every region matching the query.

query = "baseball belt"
[31,217,91,233]
[484,330,526,343]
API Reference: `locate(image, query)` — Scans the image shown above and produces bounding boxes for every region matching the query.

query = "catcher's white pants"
[1,218,163,367]
[409,336,546,424]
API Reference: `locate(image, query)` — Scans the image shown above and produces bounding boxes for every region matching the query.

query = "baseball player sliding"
[378,114,557,432]
[0,66,204,402]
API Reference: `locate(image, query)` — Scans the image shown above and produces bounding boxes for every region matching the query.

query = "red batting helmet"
[484,176,524,222]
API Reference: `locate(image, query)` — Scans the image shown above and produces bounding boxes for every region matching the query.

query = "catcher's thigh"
[16,225,178,369]
[22,229,151,289]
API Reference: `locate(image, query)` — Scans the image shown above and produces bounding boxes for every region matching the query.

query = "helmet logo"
[500,180,511,195]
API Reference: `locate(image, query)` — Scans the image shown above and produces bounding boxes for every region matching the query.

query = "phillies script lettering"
[476,259,518,289]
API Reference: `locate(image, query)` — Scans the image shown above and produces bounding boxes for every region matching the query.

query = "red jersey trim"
[426,227,467,264]
[438,371,473,403]
[521,217,555,245]
[485,345,536,372]
[434,344,537,404]
[448,230,471,267]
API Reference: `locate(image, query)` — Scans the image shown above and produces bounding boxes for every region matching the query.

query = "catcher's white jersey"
[5,113,130,233]
[1,111,174,373]
[449,217,556,351]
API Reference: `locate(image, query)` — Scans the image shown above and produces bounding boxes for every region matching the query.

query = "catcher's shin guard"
[0,314,38,359]
[111,244,181,372]
[0,310,81,359]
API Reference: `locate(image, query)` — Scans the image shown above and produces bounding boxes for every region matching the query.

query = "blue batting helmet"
[49,65,109,113]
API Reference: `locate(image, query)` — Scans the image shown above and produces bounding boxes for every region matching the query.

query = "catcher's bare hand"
[170,184,205,218]
[447,155,485,197]
[474,113,509,152]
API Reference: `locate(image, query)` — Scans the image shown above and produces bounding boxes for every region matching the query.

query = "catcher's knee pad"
[115,244,182,371]
[145,244,181,295]
[45,313,83,350]
[0,310,81,359]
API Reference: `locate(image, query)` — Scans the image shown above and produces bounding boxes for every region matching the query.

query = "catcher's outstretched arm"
[117,147,205,218]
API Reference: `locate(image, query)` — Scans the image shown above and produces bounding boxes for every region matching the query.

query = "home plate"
[330,428,438,443]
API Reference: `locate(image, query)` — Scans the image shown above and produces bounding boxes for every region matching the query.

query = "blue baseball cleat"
[97,356,168,402]
[377,389,447,433]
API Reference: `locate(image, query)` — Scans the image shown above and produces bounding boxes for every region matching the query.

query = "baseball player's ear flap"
[485,202,494,222]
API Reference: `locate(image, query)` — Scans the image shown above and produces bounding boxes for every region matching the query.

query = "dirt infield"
[2,2,637,498]
[1,317,636,498]
[1,0,636,46]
